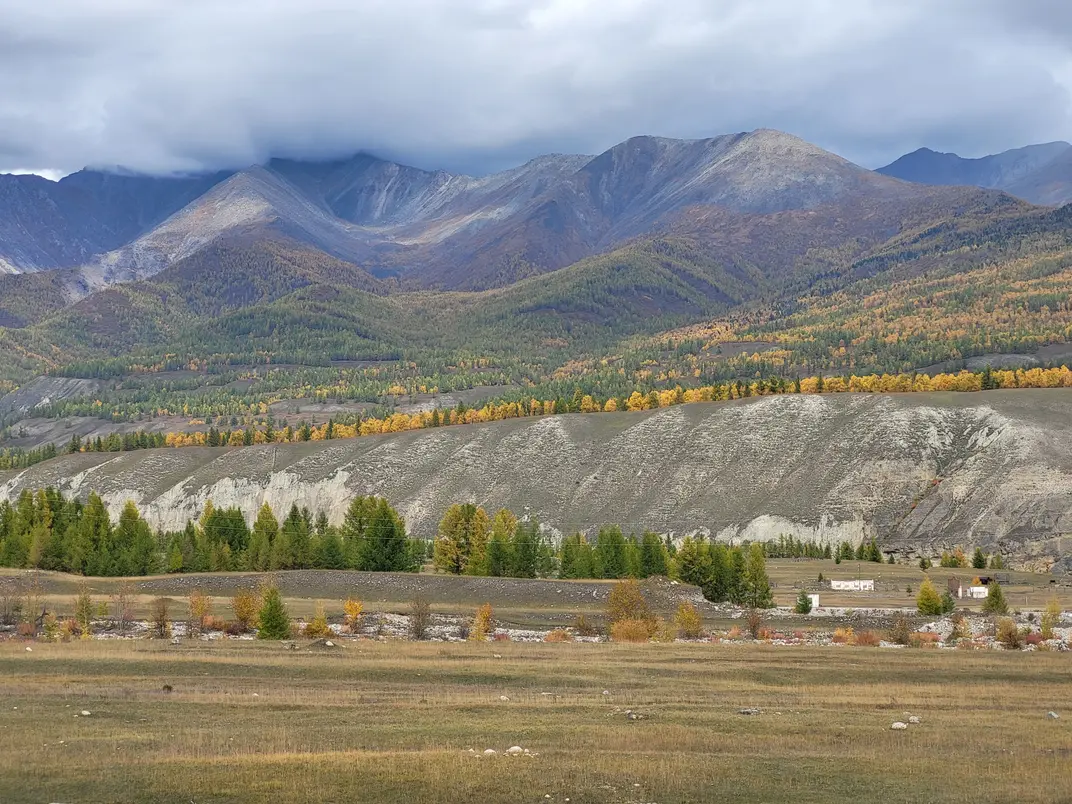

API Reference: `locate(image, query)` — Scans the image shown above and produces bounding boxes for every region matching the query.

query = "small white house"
[808,594,821,610]
[964,586,989,599]
[830,579,875,592]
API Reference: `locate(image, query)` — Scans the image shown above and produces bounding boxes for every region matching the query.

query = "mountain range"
[877,141,1072,205]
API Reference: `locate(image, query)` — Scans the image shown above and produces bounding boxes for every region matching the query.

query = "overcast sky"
[2,0,1072,178]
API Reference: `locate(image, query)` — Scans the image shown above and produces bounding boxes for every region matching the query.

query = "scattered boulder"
[891,722,908,730]
[1047,711,1060,719]
[80,710,91,717]
[483,749,497,756]
[738,708,761,716]
[325,640,334,648]
[506,746,525,756]
[908,716,921,724]
[24,647,31,652]
[499,695,510,702]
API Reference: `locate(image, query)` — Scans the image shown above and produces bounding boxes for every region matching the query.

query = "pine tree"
[742,543,774,609]
[317,528,346,570]
[341,496,376,569]
[247,503,278,572]
[673,537,713,587]
[433,503,489,575]
[595,526,628,579]
[256,586,291,640]
[795,588,813,614]
[358,499,409,572]
[981,581,1009,615]
[283,505,312,569]
[510,520,540,578]
[971,547,987,569]
[916,577,943,615]
[639,532,669,578]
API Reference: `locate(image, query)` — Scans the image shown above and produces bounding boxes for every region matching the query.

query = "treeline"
[430,504,775,606]
[1,431,173,472]
[0,490,424,577]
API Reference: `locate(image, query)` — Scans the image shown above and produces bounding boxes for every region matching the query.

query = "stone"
[484,749,497,755]
[908,716,921,724]
[507,746,525,756]
[1047,711,1060,719]
[324,640,334,648]
[499,695,510,702]
[80,710,91,717]
[738,708,761,715]
[891,722,908,730]
[25,647,31,652]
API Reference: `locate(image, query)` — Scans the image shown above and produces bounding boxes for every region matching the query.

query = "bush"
[75,583,94,640]
[303,602,332,638]
[889,612,912,645]
[573,614,598,637]
[188,589,211,637]
[202,615,228,632]
[918,557,932,570]
[1041,596,1061,640]
[607,579,652,624]
[940,591,957,615]
[410,597,431,641]
[745,609,764,640]
[909,631,940,648]
[726,626,742,640]
[610,619,653,643]
[832,626,855,645]
[151,597,171,639]
[916,577,943,616]
[492,632,510,642]
[256,586,292,640]
[231,588,261,632]
[855,630,880,647]
[996,617,1024,649]
[794,589,813,615]
[982,581,1009,615]
[674,602,703,639]
[544,629,573,642]
[469,603,493,641]
[343,597,364,634]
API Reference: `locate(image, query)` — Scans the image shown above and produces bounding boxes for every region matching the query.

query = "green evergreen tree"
[971,547,987,569]
[247,503,278,572]
[358,499,410,572]
[341,496,376,569]
[794,588,813,614]
[982,581,1009,615]
[283,505,312,569]
[510,520,540,578]
[595,526,628,579]
[674,536,713,588]
[256,586,292,639]
[741,543,774,608]
[317,528,346,569]
[639,532,669,578]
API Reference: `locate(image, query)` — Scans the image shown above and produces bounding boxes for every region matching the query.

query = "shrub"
[674,602,703,639]
[410,596,431,641]
[996,617,1024,649]
[918,557,932,570]
[1025,632,1045,646]
[544,629,573,642]
[470,603,493,641]
[940,591,957,615]
[1041,596,1061,640]
[889,612,912,645]
[982,581,1008,615]
[745,609,764,640]
[256,586,292,640]
[42,613,61,642]
[202,615,228,632]
[151,597,171,639]
[573,614,598,637]
[188,589,211,637]
[909,631,940,648]
[611,619,653,643]
[303,602,333,638]
[224,620,247,636]
[855,630,880,647]
[74,582,94,640]
[343,597,364,634]
[727,626,742,640]
[794,589,813,615]
[16,622,35,638]
[832,626,855,645]
[492,632,510,642]
[948,613,971,643]
[916,577,943,616]
[607,579,652,625]
[457,621,471,640]
[231,588,261,632]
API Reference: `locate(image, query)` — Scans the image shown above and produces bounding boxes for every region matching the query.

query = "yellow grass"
[0,639,1069,803]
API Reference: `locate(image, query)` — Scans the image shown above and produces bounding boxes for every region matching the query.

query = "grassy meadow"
[1,639,1070,804]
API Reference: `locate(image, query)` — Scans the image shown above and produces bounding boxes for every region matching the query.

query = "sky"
[2,0,1072,178]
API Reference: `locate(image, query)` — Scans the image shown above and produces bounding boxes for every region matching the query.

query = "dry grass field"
[1,639,1070,804]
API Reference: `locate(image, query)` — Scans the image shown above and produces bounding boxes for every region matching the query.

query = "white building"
[829,579,875,592]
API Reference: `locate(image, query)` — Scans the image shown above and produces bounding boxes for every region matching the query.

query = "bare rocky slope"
[2,391,1070,572]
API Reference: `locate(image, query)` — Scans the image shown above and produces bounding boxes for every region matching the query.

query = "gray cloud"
[1,0,1070,177]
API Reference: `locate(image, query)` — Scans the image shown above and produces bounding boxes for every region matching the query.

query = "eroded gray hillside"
[2,391,1070,570]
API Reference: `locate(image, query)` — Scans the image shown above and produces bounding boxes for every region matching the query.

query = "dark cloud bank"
[1,0,1071,177]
